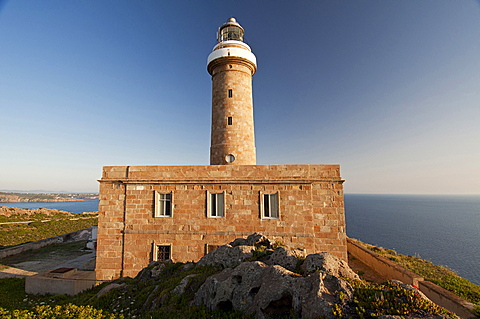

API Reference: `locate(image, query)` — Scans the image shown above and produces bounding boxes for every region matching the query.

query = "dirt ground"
[0,241,96,279]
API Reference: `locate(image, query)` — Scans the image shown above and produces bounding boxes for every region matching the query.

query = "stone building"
[95,18,347,281]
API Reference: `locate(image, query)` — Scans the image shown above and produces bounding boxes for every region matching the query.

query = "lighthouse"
[208,18,257,165]
[95,17,348,281]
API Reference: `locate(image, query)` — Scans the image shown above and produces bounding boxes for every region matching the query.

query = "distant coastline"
[0,192,98,203]
[0,199,84,203]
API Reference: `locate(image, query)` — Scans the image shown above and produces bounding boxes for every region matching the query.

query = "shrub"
[0,304,119,318]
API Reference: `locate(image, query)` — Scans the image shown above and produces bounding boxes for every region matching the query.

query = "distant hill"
[0,192,98,203]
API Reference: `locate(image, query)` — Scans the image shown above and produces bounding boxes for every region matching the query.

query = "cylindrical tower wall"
[209,58,256,165]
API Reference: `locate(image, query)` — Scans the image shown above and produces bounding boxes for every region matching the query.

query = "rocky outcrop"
[193,233,359,318]
[229,232,274,248]
[263,245,306,272]
[96,283,126,297]
[194,260,354,319]
[196,244,255,268]
[94,233,454,319]
[302,252,360,280]
[135,260,173,281]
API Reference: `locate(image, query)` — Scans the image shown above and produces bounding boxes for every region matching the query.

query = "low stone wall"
[347,238,423,286]
[26,268,96,296]
[0,227,93,259]
[347,238,475,319]
[418,281,476,319]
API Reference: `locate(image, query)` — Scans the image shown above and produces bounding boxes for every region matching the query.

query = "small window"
[153,244,171,262]
[154,191,172,217]
[262,193,279,219]
[205,244,221,255]
[208,192,225,217]
[228,89,233,98]
[225,154,235,163]
[228,117,232,125]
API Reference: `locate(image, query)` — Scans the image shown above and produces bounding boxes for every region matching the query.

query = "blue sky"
[0,1,479,194]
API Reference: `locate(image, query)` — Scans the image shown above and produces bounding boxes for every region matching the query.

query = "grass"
[0,241,91,268]
[0,211,91,223]
[354,239,480,305]
[0,258,459,319]
[349,280,455,318]
[0,262,251,319]
[0,215,97,248]
[0,240,469,318]
[0,277,29,310]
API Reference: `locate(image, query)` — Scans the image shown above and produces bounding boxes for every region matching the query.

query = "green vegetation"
[0,241,91,269]
[0,210,94,223]
[356,239,480,306]
[0,242,463,319]
[0,263,251,319]
[0,214,97,249]
[0,227,474,318]
[350,280,454,318]
[0,258,458,319]
[86,262,251,318]
[0,303,117,318]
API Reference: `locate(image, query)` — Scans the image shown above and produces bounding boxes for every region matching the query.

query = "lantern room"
[217,17,244,42]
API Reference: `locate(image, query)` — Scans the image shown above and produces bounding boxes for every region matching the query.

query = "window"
[208,192,225,217]
[225,154,235,163]
[153,244,171,262]
[154,191,172,217]
[262,193,279,218]
[228,89,233,98]
[228,116,232,125]
[205,244,221,255]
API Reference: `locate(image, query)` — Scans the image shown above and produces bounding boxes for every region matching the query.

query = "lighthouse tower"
[208,18,257,165]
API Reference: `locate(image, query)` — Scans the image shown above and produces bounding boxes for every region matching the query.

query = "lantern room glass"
[219,26,244,42]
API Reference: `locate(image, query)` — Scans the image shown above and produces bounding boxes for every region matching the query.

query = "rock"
[63,228,91,242]
[136,260,172,281]
[96,283,126,297]
[151,262,169,278]
[229,233,273,248]
[389,280,431,302]
[301,252,360,280]
[245,233,274,248]
[196,244,255,268]
[172,274,198,295]
[229,238,248,247]
[182,262,195,271]
[194,261,269,313]
[263,246,306,272]
[194,261,354,319]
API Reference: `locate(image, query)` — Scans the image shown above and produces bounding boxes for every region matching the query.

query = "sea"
[1,194,479,285]
[345,194,480,286]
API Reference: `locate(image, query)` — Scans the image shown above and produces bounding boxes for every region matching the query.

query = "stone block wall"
[95,164,346,281]
[209,59,256,165]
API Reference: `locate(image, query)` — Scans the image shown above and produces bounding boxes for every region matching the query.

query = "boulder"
[136,260,172,281]
[263,246,306,272]
[194,261,354,319]
[301,252,360,280]
[196,244,255,268]
[172,274,198,295]
[96,283,126,297]
[230,233,273,248]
